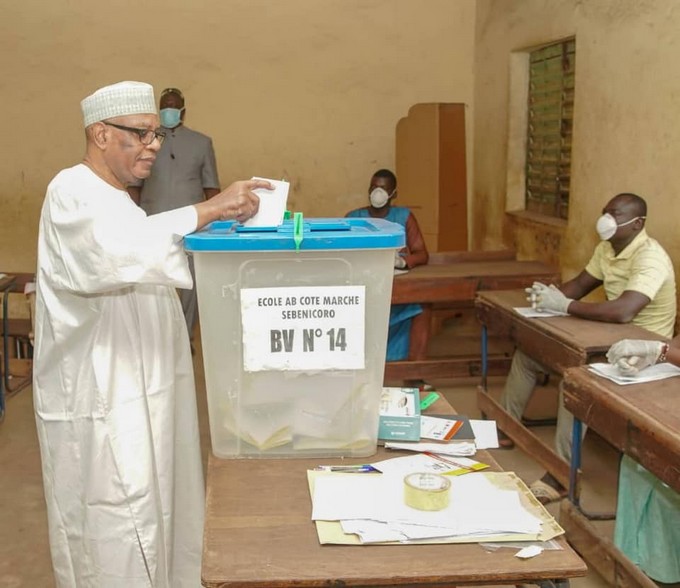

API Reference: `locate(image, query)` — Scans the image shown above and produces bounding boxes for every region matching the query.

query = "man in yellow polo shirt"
[498,192,676,503]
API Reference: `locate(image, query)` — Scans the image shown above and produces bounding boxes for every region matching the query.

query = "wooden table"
[385,255,559,382]
[558,366,680,587]
[563,366,680,494]
[0,273,17,419]
[474,290,661,490]
[0,272,34,402]
[202,393,587,588]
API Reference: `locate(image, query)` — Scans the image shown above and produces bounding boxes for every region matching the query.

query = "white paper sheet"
[311,473,542,542]
[470,419,500,449]
[588,362,680,385]
[243,177,289,227]
[513,307,568,318]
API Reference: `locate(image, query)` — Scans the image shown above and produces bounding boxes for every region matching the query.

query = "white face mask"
[595,213,643,241]
[369,187,393,208]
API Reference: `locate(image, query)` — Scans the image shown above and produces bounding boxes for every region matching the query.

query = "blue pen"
[316,464,382,473]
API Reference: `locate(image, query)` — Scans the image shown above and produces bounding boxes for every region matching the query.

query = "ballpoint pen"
[315,464,382,473]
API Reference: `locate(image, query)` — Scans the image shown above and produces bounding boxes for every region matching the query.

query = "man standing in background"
[128,87,220,345]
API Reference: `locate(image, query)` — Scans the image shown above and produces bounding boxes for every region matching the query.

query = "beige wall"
[473,0,680,283]
[10,0,676,283]
[0,0,475,273]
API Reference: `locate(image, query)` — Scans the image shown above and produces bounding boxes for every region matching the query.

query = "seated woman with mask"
[346,168,429,361]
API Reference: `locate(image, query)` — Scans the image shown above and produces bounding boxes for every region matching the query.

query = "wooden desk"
[563,366,680,493]
[202,394,587,588]
[0,273,17,419]
[559,366,680,587]
[385,258,559,381]
[0,272,34,399]
[475,290,660,489]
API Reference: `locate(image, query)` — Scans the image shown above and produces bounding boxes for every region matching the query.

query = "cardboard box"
[378,387,421,441]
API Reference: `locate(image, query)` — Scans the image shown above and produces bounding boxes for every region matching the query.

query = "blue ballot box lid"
[184,217,405,252]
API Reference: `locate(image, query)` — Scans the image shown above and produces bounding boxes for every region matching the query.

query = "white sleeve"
[145,205,198,241]
[40,183,199,294]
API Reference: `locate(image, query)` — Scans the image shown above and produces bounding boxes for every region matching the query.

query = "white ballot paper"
[470,419,500,449]
[243,177,289,227]
[588,362,680,385]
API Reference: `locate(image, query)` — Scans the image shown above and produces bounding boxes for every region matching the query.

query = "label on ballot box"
[184,217,405,458]
[241,285,366,371]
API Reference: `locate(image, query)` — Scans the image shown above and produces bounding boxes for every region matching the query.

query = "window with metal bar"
[525,39,575,219]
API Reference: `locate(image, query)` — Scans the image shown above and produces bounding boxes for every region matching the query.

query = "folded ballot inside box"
[378,387,421,441]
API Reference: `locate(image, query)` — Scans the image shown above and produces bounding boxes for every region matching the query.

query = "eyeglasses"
[103,122,166,145]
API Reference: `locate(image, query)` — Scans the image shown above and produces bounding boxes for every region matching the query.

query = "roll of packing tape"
[403,472,451,511]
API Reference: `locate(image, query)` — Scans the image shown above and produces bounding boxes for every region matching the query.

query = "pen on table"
[315,464,382,473]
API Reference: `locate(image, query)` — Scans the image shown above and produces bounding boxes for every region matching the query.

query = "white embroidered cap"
[81,81,157,127]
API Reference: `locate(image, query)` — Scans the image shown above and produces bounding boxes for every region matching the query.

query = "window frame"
[524,38,576,220]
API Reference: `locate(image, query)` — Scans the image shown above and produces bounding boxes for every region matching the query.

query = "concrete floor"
[0,312,617,587]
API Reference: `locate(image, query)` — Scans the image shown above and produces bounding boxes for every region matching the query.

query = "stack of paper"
[588,362,680,385]
[383,417,499,454]
[385,441,477,456]
[309,470,550,544]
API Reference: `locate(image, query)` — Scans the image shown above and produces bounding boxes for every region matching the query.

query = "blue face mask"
[160,108,183,129]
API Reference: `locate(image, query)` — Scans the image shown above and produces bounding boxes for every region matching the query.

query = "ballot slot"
[185,218,405,459]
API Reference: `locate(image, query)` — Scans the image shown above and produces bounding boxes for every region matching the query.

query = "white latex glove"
[525,282,547,308]
[606,339,664,376]
[394,252,407,269]
[533,283,573,314]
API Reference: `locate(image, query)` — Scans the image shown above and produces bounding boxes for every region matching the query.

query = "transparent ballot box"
[184,217,404,458]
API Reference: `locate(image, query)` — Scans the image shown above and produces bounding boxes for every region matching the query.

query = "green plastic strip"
[293,212,304,252]
[419,392,439,411]
[283,210,292,220]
